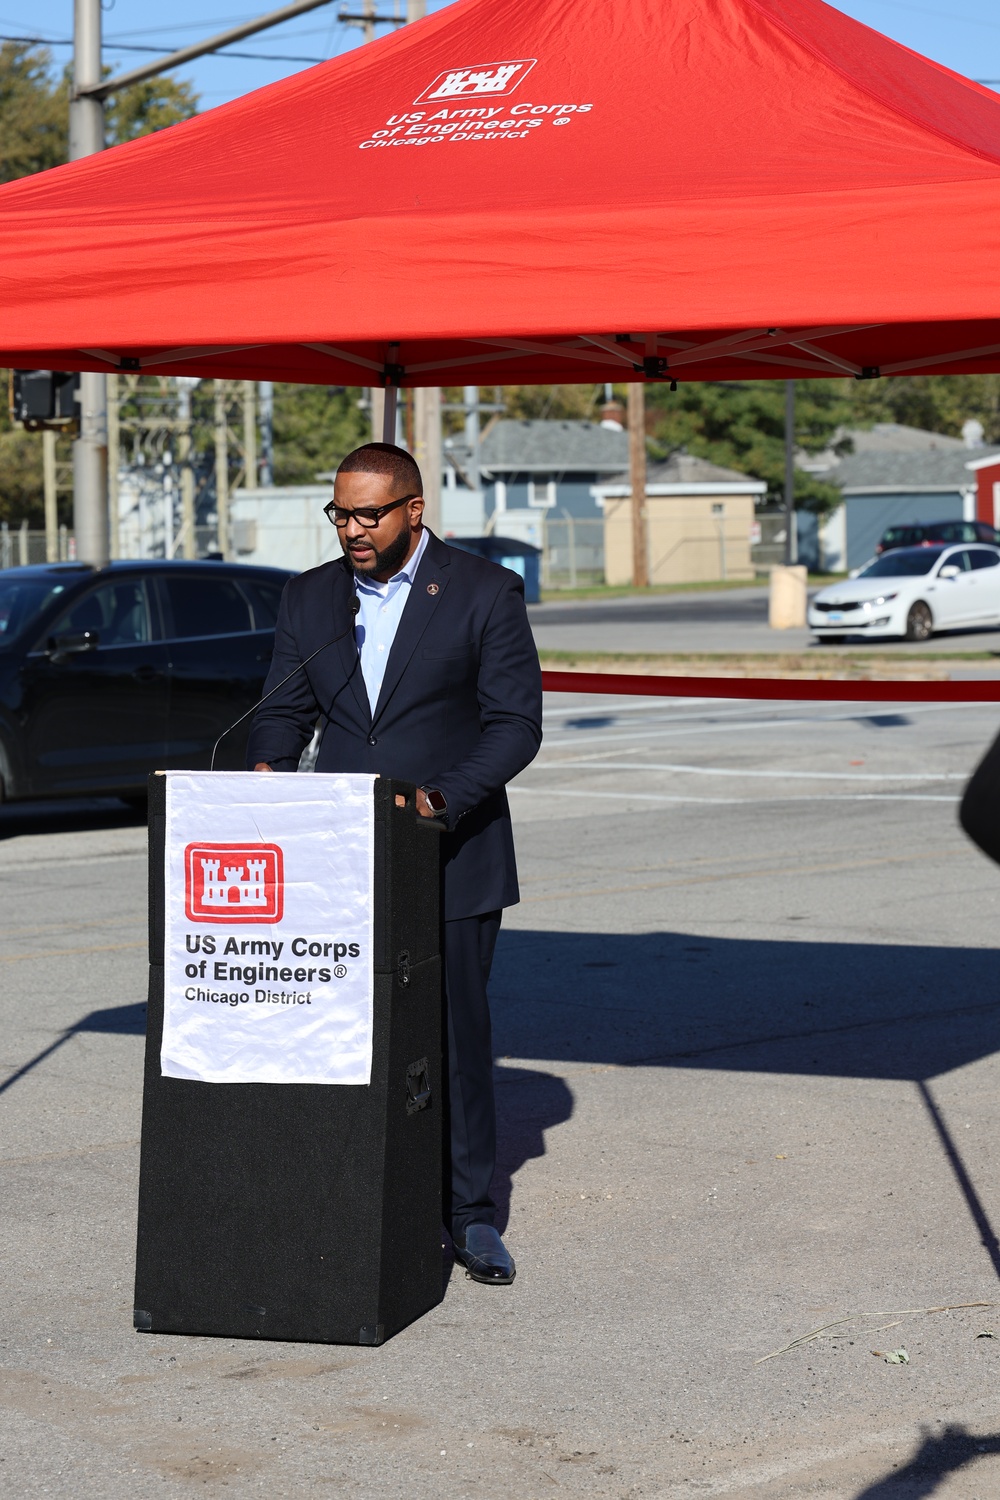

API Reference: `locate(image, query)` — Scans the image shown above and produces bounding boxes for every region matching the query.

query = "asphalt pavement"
[528,586,1000,656]
[6,695,1000,1497]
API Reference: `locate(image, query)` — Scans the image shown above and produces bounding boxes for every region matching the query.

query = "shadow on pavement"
[490,929,1000,1083]
[492,1063,574,1235]
[491,928,1000,1278]
[0,796,145,841]
[853,1424,1000,1497]
[0,1001,146,1098]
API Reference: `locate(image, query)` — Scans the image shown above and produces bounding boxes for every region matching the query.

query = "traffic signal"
[10,370,80,431]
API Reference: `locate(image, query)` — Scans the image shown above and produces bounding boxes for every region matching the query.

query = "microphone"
[210,595,361,772]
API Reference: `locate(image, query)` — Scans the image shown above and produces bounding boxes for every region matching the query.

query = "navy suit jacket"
[246,531,543,920]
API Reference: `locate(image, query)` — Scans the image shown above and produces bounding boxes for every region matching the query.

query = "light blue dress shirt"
[353,526,429,715]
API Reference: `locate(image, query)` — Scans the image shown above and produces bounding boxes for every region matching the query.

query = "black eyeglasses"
[323,493,419,529]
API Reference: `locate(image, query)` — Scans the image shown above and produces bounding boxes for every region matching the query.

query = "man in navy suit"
[247,442,542,1284]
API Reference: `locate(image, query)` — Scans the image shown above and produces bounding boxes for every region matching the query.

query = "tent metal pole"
[382,386,398,443]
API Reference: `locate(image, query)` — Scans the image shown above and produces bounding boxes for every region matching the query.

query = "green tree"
[272,385,370,486]
[105,75,198,144]
[0,43,67,182]
[495,384,604,424]
[850,373,1000,443]
[644,378,855,513]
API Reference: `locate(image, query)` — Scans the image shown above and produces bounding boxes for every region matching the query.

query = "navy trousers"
[443,910,502,1240]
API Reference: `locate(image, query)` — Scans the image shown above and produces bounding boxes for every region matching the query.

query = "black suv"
[0,560,293,803]
[876,520,1000,554]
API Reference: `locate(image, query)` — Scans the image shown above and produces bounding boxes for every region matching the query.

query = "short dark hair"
[337,442,422,498]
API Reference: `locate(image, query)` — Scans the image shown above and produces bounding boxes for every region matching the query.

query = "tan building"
[593,453,767,586]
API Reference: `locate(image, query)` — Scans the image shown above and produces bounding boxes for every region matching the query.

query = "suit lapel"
[371,531,451,727]
[330,556,370,722]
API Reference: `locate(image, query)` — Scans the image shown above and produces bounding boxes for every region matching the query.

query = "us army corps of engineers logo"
[413,59,537,105]
[359,56,592,150]
[185,842,284,924]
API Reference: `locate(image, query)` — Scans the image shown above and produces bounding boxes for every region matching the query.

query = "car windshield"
[857,548,944,578]
[0,576,70,644]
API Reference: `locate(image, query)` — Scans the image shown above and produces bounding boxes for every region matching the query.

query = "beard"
[346,524,412,578]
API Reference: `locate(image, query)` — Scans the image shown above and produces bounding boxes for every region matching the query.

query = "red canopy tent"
[2,0,1000,389]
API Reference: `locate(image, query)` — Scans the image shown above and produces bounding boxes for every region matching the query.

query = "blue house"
[477,417,629,521]
[801,423,1000,571]
[441,416,629,546]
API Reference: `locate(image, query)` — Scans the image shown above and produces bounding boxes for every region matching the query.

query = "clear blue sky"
[0,0,996,108]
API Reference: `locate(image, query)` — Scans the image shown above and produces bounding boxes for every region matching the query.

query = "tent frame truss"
[72,324,1000,385]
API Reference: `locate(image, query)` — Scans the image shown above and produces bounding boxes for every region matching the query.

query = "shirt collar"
[354,526,429,596]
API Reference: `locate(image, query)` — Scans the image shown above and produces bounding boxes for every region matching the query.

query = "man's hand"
[254,762,274,772]
[415,787,435,818]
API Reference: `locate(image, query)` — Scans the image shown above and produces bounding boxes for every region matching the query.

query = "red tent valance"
[2,0,1000,387]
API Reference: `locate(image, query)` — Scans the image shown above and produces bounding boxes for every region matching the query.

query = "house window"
[527,476,557,509]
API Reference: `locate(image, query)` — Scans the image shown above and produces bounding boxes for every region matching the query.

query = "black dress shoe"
[453,1224,516,1285]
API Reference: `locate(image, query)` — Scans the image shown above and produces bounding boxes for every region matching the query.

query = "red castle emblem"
[185,842,284,924]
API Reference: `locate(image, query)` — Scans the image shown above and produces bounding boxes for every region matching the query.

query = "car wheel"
[905,602,933,641]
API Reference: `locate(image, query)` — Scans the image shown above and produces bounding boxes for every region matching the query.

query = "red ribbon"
[541,670,1000,703]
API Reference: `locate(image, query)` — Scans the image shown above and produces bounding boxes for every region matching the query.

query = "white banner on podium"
[161,772,377,1086]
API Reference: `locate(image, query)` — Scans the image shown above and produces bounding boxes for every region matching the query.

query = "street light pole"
[70,0,109,566]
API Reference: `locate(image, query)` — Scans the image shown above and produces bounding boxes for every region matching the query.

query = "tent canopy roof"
[3,0,1000,387]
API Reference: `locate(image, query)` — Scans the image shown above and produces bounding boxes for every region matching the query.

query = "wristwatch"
[420,786,449,819]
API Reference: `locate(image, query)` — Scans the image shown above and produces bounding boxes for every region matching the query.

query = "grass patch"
[537,574,847,603]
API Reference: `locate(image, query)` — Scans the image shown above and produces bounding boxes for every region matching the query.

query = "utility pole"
[784,380,797,565]
[628,384,649,588]
[65,2,340,565]
[341,0,411,43]
[70,0,109,566]
[344,0,377,42]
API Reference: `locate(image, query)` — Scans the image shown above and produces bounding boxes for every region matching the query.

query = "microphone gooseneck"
[209,595,361,772]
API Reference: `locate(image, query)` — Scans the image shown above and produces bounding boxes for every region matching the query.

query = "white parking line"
[509,787,959,805]
[538,699,968,750]
[525,759,964,782]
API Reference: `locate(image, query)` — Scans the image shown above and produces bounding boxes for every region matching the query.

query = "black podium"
[134,774,443,1346]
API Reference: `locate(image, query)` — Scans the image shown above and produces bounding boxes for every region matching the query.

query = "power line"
[0,33,328,64]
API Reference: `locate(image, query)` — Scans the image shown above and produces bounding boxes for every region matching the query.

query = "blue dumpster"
[445,535,542,604]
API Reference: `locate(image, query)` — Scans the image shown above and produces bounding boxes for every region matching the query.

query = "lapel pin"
[426,582,440,596]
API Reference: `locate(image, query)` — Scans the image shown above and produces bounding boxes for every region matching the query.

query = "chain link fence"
[539,515,605,589]
[0,524,230,568]
[3,514,611,587]
[0,524,75,568]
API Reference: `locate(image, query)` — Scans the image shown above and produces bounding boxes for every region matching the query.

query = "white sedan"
[808,542,1000,642]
